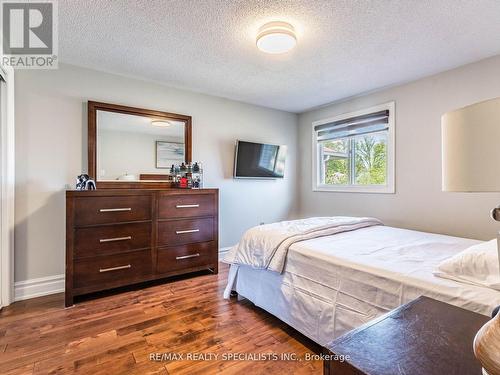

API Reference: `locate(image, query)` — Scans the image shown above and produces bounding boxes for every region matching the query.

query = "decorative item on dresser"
[75,174,96,190]
[65,188,218,307]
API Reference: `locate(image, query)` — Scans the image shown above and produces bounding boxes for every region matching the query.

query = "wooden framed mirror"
[88,101,192,189]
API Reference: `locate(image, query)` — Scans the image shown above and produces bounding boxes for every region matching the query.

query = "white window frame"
[312,101,395,194]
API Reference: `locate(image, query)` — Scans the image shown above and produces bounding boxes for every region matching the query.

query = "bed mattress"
[228,225,500,346]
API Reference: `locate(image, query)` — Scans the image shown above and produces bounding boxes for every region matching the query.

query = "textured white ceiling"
[59,0,500,113]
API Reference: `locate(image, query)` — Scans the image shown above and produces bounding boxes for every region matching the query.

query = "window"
[312,102,395,193]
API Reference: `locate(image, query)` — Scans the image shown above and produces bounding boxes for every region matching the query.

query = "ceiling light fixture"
[151,120,171,127]
[256,21,297,54]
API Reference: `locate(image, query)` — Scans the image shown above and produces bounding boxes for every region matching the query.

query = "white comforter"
[226,225,500,344]
[223,216,382,273]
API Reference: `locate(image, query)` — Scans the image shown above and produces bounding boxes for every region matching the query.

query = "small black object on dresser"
[75,174,96,190]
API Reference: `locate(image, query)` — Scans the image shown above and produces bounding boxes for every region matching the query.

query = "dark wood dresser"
[65,188,218,306]
[324,296,488,375]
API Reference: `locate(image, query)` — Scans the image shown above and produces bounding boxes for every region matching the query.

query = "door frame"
[0,64,15,308]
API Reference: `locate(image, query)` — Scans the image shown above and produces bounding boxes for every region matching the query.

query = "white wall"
[298,55,500,240]
[15,63,298,282]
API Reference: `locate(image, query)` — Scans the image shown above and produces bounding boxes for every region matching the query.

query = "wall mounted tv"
[233,140,287,179]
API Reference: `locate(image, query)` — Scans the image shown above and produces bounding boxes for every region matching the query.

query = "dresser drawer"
[74,222,151,259]
[157,218,214,246]
[74,195,151,226]
[74,250,152,289]
[157,242,215,273]
[158,193,216,219]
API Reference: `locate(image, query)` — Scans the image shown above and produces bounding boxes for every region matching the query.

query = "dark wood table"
[324,296,489,375]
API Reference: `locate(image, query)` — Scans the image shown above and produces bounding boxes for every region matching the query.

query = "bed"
[224,223,500,346]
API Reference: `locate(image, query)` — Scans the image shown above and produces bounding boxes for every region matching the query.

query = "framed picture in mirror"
[156,141,185,168]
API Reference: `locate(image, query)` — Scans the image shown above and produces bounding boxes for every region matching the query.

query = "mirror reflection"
[96,110,186,181]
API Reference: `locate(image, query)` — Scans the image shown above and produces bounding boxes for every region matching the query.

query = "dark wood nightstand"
[324,296,489,375]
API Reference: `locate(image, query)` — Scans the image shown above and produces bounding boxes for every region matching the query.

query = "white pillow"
[434,239,500,291]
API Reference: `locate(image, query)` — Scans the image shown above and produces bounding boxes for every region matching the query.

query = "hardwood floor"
[0,263,322,374]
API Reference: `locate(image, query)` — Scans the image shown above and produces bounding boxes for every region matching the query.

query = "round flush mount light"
[256,21,297,54]
[151,120,171,127]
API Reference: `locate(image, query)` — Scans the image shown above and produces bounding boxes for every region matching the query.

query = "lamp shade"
[442,97,500,192]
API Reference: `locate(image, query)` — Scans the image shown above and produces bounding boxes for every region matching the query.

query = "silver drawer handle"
[176,253,200,260]
[99,208,132,212]
[175,229,200,234]
[99,264,131,273]
[176,204,199,208]
[99,236,132,243]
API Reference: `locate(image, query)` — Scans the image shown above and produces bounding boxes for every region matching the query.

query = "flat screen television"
[234,140,287,179]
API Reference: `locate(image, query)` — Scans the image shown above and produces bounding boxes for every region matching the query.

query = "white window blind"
[314,109,389,141]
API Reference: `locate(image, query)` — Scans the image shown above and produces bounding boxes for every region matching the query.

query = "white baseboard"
[14,274,65,302]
